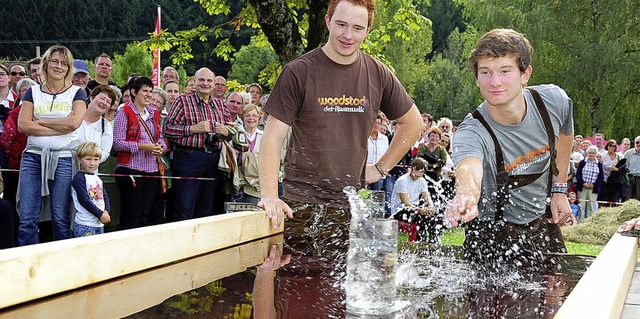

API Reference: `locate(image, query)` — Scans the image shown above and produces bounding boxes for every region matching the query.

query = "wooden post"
[555,233,638,319]
[0,211,281,309]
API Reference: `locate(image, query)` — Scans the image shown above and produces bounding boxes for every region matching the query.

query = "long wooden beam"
[0,211,281,309]
[0,234,283,318]
[555,234,638,319]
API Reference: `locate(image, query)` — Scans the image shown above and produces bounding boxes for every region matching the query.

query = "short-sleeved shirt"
[264,48,414,207]
[23,85,86,153]
[389,173,428,214]
[452,85,573,224]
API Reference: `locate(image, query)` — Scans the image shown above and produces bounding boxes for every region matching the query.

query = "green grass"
[564,241,604,256]
[400,228,607,256]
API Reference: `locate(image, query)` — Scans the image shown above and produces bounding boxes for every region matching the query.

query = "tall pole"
[152,6,161,86]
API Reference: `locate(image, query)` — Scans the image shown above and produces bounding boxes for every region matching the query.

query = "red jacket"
[116,102,162,165]
[0,105,28,169]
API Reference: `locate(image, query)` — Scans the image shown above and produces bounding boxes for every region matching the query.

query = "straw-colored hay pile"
[561,200,640,245]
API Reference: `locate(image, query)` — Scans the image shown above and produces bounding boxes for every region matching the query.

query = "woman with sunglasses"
[16,45,87,245]
[600,139,625,206]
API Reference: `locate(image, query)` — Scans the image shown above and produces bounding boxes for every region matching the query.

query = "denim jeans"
[171,147,222,220]
[383,175,398,218]
[18,152,73,245]
[73,222,104,237]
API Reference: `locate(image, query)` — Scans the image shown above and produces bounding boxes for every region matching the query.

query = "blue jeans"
[18,152,73,245]
[172,147,222,220]
[384,175,399,218]
[73,222,104,237]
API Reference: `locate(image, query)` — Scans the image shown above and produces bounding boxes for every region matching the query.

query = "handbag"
[137,112,168,194]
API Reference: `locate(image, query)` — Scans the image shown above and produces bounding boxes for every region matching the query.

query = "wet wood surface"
[0,211,280,309]
[0,235,282,319]
[556,234,638,319]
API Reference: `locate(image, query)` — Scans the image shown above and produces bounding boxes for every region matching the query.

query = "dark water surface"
[0,237,593,319]
[126,243,593,319]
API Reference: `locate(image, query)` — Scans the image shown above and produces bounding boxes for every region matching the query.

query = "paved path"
[622,260,640,319]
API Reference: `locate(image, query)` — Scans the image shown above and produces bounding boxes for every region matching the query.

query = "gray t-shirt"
[452,85,573,224]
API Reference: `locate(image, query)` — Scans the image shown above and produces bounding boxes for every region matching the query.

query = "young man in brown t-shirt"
[258,0,422,252]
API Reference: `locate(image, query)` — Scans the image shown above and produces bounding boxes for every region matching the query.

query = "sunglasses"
[11,71,26,76]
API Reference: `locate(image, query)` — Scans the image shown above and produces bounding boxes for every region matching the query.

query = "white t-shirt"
[23,85,85,152]
[77,117,113,163]
[367,133,389,164]
[390,173,428,215]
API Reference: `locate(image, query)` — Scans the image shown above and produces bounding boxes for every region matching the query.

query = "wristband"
[374,163,387,178]
[551,186,568,194]
[552,182,568,188]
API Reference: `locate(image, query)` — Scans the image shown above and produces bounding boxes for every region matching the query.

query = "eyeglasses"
[635,141,640,145]
[607,144,616,147]
[49,59,69,67]
[11,71,26,76]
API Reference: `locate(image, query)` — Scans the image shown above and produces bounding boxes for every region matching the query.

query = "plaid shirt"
[113,103,166,173]
[163,92,230,149]
[582,159,600,184]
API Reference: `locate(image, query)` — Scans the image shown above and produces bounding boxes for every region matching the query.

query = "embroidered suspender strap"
[526,88,558,218]
[472,88,557,221]
[472,110,510,221]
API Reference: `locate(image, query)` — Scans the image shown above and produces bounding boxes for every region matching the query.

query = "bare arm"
[18,101,64,136]
[258,116,293,229]
[34,100,86,134]
[366,104,422,183]
[549,131,573,223]
[253,244,291,319]
[444,157,483,228]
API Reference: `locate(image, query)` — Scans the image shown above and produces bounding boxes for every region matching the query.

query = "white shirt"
[76,117,114,163]
[390,173,428,215]
[367,133,389,164]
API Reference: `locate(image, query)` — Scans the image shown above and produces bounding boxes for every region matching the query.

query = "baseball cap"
[73,59,90,75]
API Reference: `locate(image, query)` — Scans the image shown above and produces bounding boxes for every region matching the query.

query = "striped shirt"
[163,92,230,149]
[113,104,166,173]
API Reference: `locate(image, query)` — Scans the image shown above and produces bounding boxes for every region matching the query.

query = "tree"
[456,0,640,140]
[111,43,154,86]
[227,36,279,89]
[413,28,481,119]
[147,0,430,79]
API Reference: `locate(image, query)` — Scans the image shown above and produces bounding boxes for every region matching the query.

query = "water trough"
[0,210,637,318]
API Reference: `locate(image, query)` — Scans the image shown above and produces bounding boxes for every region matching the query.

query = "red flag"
[152,7,161,87]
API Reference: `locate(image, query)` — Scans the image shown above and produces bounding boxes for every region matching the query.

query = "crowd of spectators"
[0,45,277,248]
[1,45,639,248]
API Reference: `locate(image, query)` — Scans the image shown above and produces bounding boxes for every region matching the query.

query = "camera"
[204,132,225,153]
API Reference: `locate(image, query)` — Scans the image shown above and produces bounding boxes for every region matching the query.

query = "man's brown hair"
[468,28,533,78]
[326,0,375,29]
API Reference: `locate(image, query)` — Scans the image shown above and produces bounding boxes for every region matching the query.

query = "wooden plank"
[555,234,638,319]
[0,234,283,319]
[0,211,281,309]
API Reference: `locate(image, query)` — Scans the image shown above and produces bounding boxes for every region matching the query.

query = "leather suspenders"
[471,88,558,221]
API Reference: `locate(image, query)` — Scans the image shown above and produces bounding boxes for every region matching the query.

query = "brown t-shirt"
[264,48,414,207]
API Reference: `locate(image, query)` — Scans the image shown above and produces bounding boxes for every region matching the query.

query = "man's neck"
[95,76,109,85]
[198,92,211,104]
[321,43,358,65]
[486,95,526,126]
